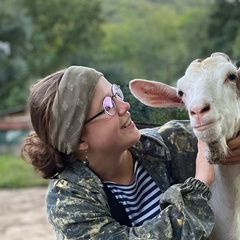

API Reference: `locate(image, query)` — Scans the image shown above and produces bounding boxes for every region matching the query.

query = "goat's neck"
[210,165,240,240]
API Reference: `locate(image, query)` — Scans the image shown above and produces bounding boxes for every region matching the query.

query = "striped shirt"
[104,160,162,226]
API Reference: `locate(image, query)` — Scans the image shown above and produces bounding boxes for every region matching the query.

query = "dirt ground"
[0,187,56,240]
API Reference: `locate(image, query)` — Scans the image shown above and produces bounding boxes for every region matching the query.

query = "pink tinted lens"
[112,85,124,100]
[103,96,116,115]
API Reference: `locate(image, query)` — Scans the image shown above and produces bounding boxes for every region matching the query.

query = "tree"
[22,0,103,76]
[0,0,103,110]
[99,0,210,123]
[101,2,184,84]
[206,0,240,57]
[0,0,31,110]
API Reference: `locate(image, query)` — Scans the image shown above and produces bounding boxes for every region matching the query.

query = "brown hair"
[21,70,76,179]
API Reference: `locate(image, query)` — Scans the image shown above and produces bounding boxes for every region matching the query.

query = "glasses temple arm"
[84,110,105,125]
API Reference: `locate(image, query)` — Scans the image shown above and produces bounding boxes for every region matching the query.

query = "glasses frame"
[84,84,123,125]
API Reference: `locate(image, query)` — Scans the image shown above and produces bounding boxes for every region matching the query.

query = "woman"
[21,66,238,239]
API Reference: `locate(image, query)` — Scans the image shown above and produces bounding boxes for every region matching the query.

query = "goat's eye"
[228,73,237,81]
[178,90,184,97]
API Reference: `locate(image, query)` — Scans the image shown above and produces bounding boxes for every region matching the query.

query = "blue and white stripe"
[104,160,162,226]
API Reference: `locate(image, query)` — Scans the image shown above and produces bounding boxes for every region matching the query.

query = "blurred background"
[0,0,240,238]
[2,0,240,186]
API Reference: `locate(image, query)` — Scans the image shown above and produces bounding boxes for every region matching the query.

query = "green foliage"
[1,0,240,123]
[0,0,103,111]
[0,0,31,110]
[22,0,103,75]
[0,154,48,188]
[101,1,184,83]
[99,0,212,123]
[178,7,212,61]
[206,0,240,56]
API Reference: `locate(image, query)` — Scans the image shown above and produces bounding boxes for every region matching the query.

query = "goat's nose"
[190,103,211,117]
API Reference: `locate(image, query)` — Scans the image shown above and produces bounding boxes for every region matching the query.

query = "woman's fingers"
[227,133,240,150]
[223,134,240,165]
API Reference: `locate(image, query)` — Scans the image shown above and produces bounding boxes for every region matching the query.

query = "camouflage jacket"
[46,120,214,240]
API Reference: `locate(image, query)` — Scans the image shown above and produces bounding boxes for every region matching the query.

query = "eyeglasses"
[84,84,124,125]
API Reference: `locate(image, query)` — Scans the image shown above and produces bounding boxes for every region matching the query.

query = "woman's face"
[82,76,141,154]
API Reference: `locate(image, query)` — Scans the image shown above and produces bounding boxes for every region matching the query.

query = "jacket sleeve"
[46,177,214,240]
[157,120,198,183]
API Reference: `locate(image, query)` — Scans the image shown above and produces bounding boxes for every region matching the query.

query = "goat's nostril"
[190,110,196,116]
[190,103,211,116]
[202,104,210,113]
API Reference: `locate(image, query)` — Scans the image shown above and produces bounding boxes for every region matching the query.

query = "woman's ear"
[77,139,89,151]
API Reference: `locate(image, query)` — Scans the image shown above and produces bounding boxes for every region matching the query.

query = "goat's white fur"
[129,52,240,240]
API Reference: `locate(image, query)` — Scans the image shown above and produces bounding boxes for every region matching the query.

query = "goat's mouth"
[193,121,216,132]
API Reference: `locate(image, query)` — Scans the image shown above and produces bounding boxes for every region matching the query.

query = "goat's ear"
[129,79,184,108]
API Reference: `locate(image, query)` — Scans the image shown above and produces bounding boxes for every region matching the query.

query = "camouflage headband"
[49,66,103,154]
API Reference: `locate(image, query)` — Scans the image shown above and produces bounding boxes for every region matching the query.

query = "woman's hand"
[195,140,215,187]
[223,133,240,165]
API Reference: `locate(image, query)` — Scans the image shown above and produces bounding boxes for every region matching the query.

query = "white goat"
[129,52,240,240]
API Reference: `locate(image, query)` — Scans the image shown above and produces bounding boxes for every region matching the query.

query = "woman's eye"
[105,106,112,111]
[178,90,184,97]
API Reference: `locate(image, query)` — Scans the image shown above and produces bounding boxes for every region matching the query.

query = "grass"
[0,153,48,188]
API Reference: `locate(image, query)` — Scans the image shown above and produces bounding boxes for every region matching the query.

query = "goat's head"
[129,52,240,164]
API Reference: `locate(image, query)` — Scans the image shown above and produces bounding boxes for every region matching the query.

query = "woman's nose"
[116,98,130,115]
